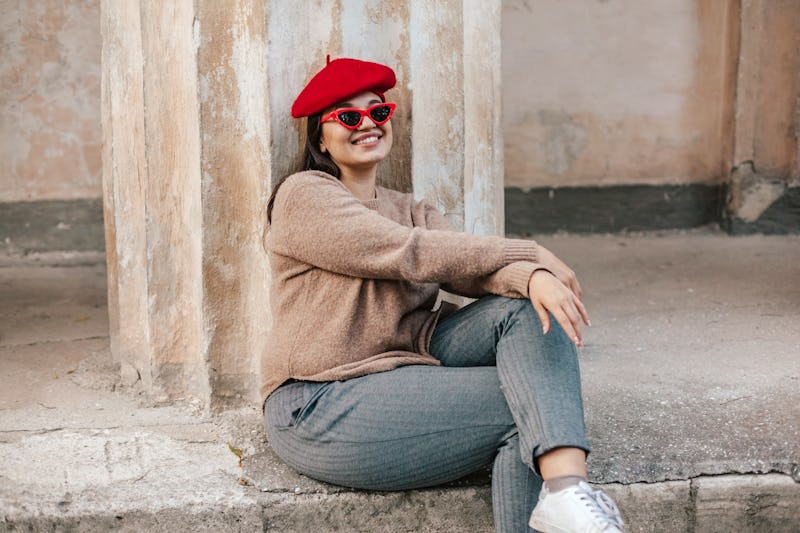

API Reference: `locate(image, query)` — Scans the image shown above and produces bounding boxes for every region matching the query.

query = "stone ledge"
[241,446,800,532]
[4,468,798,532]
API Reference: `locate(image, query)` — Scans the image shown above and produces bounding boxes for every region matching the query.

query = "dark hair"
[266,112,340,224]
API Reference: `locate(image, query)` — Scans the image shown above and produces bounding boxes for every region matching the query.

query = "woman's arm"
[269,173,538,285]
[421,197,590,344]
[422,200,584,299]
[440,261,548,299]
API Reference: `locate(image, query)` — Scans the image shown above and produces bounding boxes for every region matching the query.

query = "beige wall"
[503,0,740,188]
[0,0,101,202]
[3,0,798,203]
[732,0,800,182]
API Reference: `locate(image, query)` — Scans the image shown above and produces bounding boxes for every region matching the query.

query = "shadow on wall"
[0,199,105,254]
[505,177,800,236]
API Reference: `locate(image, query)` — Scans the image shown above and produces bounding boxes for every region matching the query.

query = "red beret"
[291,57,396,118]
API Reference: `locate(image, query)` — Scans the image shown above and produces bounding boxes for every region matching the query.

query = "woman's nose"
[358,115,376,129]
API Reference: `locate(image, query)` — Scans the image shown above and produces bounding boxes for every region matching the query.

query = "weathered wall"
[196,0,271,408]
[732,0,800,182]
[503,0,741,188]
[101,0,504,407]
[6,0,798,204]
[0,0,101,202]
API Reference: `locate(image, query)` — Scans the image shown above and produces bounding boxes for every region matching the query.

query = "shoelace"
[575,483,625,530]
[590,488,625,529]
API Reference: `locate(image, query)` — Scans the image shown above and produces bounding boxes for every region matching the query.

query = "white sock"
[543,474,587,493]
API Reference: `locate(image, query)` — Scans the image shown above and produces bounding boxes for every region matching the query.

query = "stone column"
[410,0,504,234]
[102,0,503,409]
[102,1,209,403]
[195,0,272,409]
[102,0,271,408]
[732,0,800,180]
[101,0,151,391]
[727,0,800,226]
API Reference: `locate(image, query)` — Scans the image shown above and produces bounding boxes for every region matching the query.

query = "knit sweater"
[260,170,543,402]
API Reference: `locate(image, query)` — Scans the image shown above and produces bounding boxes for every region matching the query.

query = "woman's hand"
[528,269,590,347]
[537,245,583,299]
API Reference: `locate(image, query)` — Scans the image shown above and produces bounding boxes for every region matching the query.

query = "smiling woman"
[261,57,626,533]
[317,93,394,191]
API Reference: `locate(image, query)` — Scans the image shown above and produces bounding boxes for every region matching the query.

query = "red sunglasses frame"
[320,102,397,130]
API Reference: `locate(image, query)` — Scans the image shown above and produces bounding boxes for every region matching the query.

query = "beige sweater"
[260,171,543,402]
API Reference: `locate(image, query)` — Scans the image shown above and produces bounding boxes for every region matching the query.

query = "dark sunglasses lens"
[369,105,392,123]
[337,111,362,127]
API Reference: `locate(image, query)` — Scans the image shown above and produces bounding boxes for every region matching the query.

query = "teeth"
[354,136,379,145]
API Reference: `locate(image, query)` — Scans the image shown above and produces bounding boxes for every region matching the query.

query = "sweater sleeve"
[421,200,546,299]
[269,173,538,283]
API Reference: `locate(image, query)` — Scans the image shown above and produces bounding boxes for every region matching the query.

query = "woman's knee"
[496,297,573,346]
[483,295,532,319]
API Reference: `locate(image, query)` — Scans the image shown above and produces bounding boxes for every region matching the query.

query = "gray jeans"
[264,295,590,532]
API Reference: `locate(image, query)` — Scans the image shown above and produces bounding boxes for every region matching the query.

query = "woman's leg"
[265,295,590,532]
[265,365,533,532]
[266,365,516,490]
[429,295,590,529]
[430,295,590,465]
[431,296,625,533]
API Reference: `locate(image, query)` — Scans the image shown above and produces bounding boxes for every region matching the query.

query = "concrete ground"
[1,231,799,532]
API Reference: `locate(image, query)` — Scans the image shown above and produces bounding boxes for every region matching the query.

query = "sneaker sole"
[528,516,571,533]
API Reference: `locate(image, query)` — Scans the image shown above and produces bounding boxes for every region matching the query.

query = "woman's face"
[319,91,393,175]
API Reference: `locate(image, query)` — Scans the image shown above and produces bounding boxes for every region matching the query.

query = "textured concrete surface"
[503,1,800,190]
[558,233,800,484]
[0,199,105,254]
[1,232,799,531]
[1,0,102,202]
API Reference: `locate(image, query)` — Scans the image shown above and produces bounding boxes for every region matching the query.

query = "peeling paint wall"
[1,0,101,201]
[410,1,466,229]
[19,0,800,407]
[733,0,800,183]
[196,0,271,408]
[7,0,797,203]
[502,0,741,188]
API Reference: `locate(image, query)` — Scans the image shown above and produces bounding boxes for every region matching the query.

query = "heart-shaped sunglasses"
[320,102,396,130]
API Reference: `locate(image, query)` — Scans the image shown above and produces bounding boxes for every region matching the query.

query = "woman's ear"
[319,141,327,153]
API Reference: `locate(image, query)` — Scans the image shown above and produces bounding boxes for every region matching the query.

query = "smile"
[353,135,380,145]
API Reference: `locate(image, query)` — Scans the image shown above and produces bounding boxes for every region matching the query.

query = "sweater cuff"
[503,239,538,265]
[502,261,549,298]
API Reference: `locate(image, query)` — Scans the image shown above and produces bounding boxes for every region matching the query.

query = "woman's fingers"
[538,245,583,300]
[574,295,591,326]
[555,306,583,347]
[570,275,583,300]
[564,268,582,300]
[528,269,588,347]
[531,298,551,334]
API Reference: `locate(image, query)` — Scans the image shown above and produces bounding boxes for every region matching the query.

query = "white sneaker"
[529,481,625,533]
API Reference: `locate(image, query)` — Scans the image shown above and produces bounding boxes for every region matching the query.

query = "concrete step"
[2,424,798,533]
[2,234,799,532]
[2,418,798,532]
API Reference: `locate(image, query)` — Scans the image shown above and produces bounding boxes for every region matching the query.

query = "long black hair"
[266,112,340,224]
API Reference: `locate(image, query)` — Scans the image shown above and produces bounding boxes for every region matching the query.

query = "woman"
[262,57,625,533]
